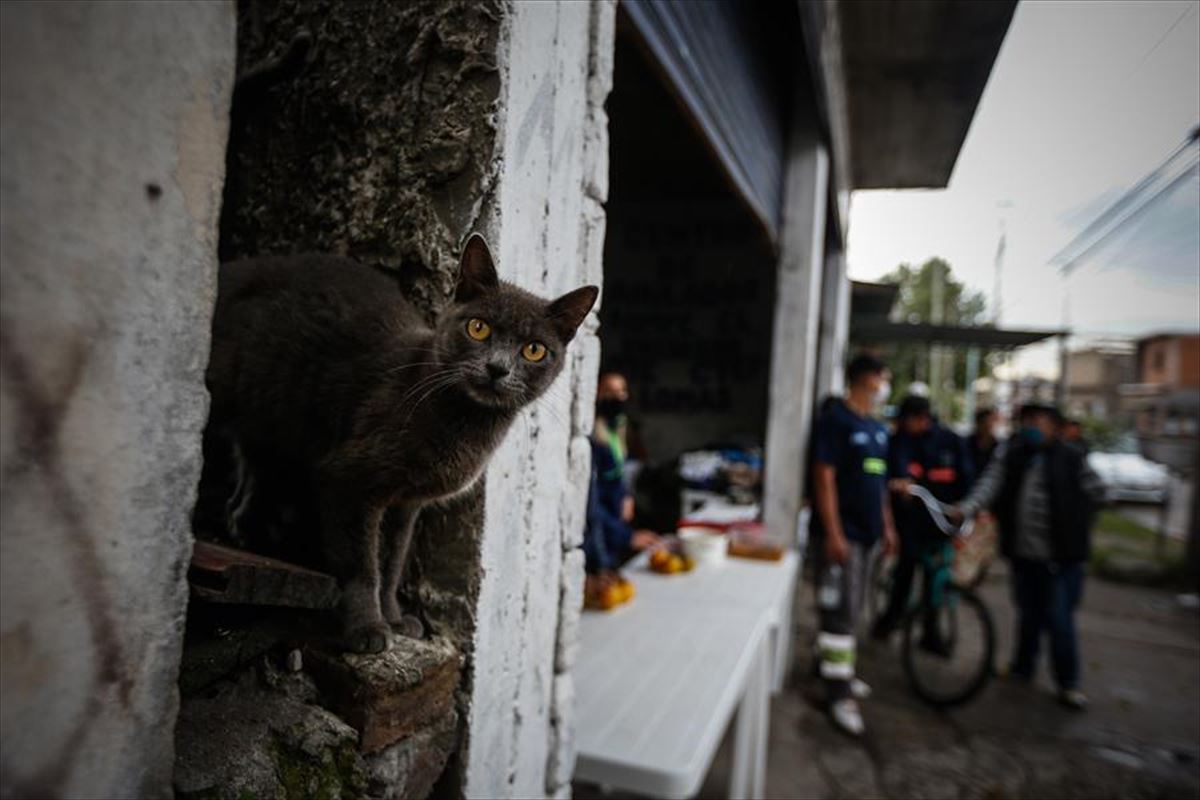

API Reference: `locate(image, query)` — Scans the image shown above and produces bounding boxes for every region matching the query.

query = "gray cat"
[202,235,598,653]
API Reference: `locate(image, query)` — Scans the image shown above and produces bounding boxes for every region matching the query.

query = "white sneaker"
[850,678,872,700]
[1059,689,1089,710]
[830,698,865,737]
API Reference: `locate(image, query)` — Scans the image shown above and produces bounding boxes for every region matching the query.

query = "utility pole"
[1056,275,1070,407]
[993,215,1006,327]
[965,214,1006,428]
[929,260,945,409]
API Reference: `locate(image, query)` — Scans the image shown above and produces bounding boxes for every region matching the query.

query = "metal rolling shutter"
[622,0,787,243]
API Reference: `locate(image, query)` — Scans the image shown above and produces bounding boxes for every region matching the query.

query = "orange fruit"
[619,578,636,602]
[599,585,622,609]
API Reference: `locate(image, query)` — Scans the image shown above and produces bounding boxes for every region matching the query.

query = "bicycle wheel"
[901,585,994,707]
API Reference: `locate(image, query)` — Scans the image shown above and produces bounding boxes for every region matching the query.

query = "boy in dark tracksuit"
[810,354,897,736]
[872,395,974,646]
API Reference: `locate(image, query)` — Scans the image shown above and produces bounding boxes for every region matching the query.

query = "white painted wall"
[0,2,234,796]
[815,249,851,402]
[465,2,615,798]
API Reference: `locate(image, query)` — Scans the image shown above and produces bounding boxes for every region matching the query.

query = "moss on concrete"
[270,729,367,800]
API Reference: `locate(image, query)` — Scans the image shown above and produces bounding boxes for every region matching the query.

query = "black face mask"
[596,398,626,424]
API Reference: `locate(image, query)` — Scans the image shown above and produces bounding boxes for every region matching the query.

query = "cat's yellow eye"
[522,341,547,362]
[466,318,491,341]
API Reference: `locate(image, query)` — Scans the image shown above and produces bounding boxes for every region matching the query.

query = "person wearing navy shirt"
[810,354,897,737]
[872,394,975,646]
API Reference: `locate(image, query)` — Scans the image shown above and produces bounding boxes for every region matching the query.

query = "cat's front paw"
[389,614,425,640]
[345,622,391,654]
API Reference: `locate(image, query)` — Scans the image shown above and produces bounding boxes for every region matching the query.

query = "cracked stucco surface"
[0,3,234,796]
[464,2,614,797]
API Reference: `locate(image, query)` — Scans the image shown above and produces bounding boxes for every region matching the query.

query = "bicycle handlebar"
[905,484,974,539]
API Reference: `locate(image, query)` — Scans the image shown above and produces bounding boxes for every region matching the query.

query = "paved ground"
[689,562,1200,800]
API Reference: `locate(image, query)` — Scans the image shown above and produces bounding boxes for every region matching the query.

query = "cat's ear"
[456,234,499,302]
[546,285,599,342]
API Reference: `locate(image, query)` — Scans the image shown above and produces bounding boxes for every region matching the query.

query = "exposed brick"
[365,707,459,800]
[305,636,462,754]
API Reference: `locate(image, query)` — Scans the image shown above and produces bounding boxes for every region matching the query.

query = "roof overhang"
[851,320,1065,350]
[837,0,1017,189]
[624,2,1016,249]
[848,279,1059,349]
[849,279,900,318]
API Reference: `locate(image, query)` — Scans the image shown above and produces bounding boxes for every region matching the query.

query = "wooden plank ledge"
[189,540,339,610]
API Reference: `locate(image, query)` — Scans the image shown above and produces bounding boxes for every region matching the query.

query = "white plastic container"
[678,526,727,567]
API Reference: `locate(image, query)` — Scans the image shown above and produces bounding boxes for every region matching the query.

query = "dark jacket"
[582,438,632,572]
[889,423,974,542]
[992,440,1097,563]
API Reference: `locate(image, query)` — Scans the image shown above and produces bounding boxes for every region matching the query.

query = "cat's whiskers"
[540,383,575,428]
[511,406,531,443]
[396,370,466,432]
[384,361,444,375]
[397,364,466,412]
[395,366,463,408]
[538,395,572,435]
[521,387,571,438]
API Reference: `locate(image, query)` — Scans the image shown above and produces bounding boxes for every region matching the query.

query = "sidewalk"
[697,560,1200,799]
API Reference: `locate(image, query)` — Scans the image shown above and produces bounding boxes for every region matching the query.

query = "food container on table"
[678,526,727,567]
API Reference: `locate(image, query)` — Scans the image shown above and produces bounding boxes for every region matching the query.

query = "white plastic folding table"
[573,550,798,799]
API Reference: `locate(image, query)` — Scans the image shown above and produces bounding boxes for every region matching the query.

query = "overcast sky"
[846,0,1200,377]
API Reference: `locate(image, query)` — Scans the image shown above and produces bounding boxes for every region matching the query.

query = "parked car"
[1088,451,1169,504]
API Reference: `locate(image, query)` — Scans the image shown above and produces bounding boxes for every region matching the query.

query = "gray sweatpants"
[816,540,876,702]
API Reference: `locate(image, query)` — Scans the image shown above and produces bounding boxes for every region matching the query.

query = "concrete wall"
[464,2,614,797]
[815,248,851,403]
[762,117,829,548]
[219,1,505,316]
[0,3,234,797]
[215,1,507,667]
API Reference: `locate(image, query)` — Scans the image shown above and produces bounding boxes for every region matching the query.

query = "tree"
[880,257,992,419]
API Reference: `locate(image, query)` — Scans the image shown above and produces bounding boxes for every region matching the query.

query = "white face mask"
[874,380,891,407]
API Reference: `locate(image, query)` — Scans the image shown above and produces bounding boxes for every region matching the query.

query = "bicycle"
[869,485,996,708]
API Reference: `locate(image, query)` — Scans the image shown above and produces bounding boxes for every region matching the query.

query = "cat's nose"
[486,362,510,382]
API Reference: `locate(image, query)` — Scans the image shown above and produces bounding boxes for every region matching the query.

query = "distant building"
[1064,343,1136,422]
[1120,332,1200,471]
[1138,333,1200,389]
